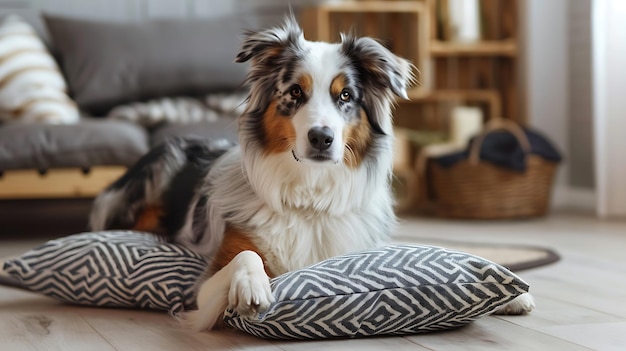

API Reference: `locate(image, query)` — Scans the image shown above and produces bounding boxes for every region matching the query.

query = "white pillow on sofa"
[0,15,79,124]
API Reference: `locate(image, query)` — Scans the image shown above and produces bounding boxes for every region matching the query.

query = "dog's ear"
[341,35,416,100]
[236,15,304,65]
[342,35,416,135]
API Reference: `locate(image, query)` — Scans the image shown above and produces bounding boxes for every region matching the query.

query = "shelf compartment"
[395,89,502,132]
[430,39,517,57]
[313,1,426,13]
[300,1,429,92]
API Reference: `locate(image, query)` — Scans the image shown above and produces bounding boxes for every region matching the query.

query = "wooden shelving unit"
[300,0,522,125]
[300,0,522,211]
[405,88,501,119]
[430,39,517,57]
[301,1,429,94]
[395,89,501,137]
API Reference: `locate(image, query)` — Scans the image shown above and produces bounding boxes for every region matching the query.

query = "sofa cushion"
[150,119,238,148]
[44,15,255,116]
[0,118,149,171]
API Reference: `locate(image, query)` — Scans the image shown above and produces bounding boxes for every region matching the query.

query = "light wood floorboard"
[1,211,625,350]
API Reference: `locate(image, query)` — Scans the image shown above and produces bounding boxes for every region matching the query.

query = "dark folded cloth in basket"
[435,129,562,172]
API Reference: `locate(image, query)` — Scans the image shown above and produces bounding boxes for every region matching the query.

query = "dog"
[89,16,534,331]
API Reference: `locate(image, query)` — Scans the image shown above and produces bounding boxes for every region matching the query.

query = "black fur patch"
[162,140,229,241]
[236,17,309,149]
[101,142,173,229]
[92,138,232,241]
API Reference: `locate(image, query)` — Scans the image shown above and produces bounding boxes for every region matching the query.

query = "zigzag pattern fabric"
[224,245,529,339]
[3,231,207,313]
[3,233,529,338]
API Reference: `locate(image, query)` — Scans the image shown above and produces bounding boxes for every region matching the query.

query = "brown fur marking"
[332,74,372,168]
[262,100,296,154]
[330,74,346,97]
[343,109,372,168]
[205,226,273,330]
[251,46,284,66]
[132,206,164,232]
[299,73,313,96]
[209,226,274,278]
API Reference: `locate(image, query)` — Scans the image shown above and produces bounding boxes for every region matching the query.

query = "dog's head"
[236,17,415,169]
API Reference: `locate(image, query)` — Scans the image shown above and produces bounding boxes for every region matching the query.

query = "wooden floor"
[1,210,625,351]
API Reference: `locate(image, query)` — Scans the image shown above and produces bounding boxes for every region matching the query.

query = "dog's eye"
[340,90,351,102]
[290,86,302,99]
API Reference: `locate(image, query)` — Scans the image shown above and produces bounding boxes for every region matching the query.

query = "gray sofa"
[0,10,262,198]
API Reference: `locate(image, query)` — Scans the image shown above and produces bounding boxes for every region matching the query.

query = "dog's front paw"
[227,251,275,318]
[228,270,274,318]
[494,293,535,315]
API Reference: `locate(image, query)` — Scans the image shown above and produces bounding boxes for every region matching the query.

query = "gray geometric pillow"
[2,231,207,314]
[2,233,528,339]
[224,245,529,339]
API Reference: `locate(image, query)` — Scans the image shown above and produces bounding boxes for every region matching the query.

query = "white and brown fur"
[89,17,533,332]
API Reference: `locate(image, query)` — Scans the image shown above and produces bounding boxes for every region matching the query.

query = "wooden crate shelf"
[430,39,517,57]
[300,1,428,92]
[396,89,501,133]
[311,1,423,13]
[300,0,521,123]
[429,0,521,122]
[404,89,501,119]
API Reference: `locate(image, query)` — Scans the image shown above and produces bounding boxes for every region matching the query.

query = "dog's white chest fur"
[250,200,388,275]
[204,148,394,275]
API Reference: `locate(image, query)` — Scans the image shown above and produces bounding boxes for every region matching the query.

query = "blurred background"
[0,0,624,237]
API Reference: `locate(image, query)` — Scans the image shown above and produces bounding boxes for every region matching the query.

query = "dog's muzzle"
[306,126,335,162]
[308,126,334,151]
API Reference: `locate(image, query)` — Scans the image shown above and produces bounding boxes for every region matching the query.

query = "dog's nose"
[308,126,334,151]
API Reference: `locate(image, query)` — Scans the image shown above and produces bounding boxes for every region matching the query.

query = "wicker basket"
[428,119,558,219]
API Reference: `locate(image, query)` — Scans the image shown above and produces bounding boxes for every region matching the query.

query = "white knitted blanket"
[0,15,79,124]
[107,91,247,127]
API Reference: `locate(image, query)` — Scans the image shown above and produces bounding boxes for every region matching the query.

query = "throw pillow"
[2,232,529,338]
[224,245,529,339]
[2,231,206,313]
[0,15,79,124]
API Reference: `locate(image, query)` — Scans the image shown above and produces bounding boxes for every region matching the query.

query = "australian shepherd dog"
[89,17,533,331]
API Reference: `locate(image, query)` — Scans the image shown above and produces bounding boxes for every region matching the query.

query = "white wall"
[522,0,575,206]
[523,0,568,183]
[568,0,594,190]
[592,0,626,218]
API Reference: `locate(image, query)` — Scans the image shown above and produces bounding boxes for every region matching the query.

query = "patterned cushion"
[2,232,529,339]
[0,15,79,124]
[224,245,529,339]
[2,231,206,313]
